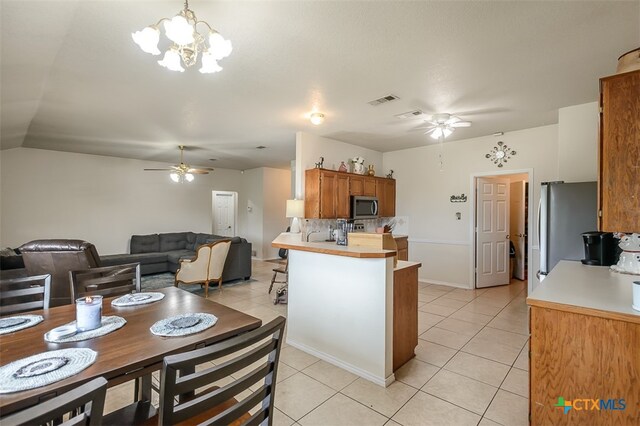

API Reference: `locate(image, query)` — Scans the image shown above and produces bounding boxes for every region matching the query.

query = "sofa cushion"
[185,232,197,250]
[159,232,188,251]
[195,233,211,247]
[166,250,196,265]
[131,234,160,254]
[207,236,242,244]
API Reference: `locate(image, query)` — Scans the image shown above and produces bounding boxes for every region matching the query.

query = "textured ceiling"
[1,1,638,170]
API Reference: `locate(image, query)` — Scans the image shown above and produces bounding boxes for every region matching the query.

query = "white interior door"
[510,181,526,280]
[212,191,237,237]
[476,177,510,288]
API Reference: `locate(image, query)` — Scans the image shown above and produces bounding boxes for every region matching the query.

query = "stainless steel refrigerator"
[537,181,597,280]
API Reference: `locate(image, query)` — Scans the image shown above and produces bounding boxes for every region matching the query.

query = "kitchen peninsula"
[272,233,420,386]
[527,261,640,424]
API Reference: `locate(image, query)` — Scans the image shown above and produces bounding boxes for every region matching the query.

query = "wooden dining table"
[0,286,262,416]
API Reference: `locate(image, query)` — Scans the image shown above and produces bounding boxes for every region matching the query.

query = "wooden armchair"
[175,240,231,298]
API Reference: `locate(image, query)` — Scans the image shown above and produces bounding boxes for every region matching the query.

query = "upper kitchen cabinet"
[376,178,396,218]
[350,175,376,196]
[305,169,350,219]
[599,70,640,232]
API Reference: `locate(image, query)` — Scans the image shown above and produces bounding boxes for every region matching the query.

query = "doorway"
[212,191,238,237]
[470,170,532,289]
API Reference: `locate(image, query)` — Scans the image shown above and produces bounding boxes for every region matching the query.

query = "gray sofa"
[100,232,252,282]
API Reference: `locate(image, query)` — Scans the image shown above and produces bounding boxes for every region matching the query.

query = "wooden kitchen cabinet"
[394,235,408,261]
[306,168,396,219]
[305,169,350,219]
[376,178,396,217]
[349,176,376,196]
[599,70,640,232]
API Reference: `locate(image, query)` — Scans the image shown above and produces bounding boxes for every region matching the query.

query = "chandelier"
[132,0,232,73]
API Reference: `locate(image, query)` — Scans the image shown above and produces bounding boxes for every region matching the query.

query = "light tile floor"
[104,259,530,426]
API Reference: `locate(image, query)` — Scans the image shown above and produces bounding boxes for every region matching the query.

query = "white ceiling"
[1,1,638,170]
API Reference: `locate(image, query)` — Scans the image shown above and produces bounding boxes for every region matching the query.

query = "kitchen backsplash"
[301,218,396,241]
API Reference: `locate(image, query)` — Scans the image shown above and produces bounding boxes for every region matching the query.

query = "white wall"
[262,168,292,259]
[240,168,264,258]
[558,102,598,182]
[295,132,384,199]
[383,125,559,288]
[0,147,244,254]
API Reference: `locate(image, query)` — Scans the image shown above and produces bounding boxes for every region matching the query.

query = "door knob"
[506,235,510,239]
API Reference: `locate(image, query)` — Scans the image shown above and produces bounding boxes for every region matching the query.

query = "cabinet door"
[377,179,396,217]
[599,70,640,232]
[350,176,364,196]
[336,174,350,218]
[320,171,337,218]
[305,169,321,218]
[363,177,376,196]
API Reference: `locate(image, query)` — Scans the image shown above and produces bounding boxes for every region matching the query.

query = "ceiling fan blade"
[143,168,173,171]
[188,169,211,175]
[450,121,472,128]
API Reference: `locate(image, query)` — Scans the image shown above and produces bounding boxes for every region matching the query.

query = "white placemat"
[150,313,218,337]
[111,292,165,307]
[44,316,126,343]
[0,348,97,393]
[0,315,43,335]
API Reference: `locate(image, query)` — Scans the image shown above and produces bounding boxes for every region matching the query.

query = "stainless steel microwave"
[351,196,379,219]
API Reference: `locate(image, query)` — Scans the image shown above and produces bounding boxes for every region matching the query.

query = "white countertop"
[527,260,640,322]
[272,233,396,258]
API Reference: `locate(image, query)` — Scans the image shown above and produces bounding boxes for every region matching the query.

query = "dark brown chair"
[104,316,286,426]
[20,240,102,307]
[268,258,288,294]
[69,263,141,301]
[1,377,108,426]
[0,274,51,316]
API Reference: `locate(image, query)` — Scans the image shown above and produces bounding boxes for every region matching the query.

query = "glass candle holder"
[76,295,103,332]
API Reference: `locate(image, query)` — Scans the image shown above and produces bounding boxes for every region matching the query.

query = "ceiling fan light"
[158,49,185,72]
[132,26,161,55]
[185,173,195,182]
[208,32,233,60]
[443,127,454,138]
[199,52,223,73]
[170,172,180,182]
[430,127,443,139]
[164,14,194,45]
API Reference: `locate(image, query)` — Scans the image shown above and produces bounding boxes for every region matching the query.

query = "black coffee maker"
[581,232,617,266]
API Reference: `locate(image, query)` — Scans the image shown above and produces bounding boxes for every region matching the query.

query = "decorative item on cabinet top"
[367,165,375,176]
[350,157,366,175]
[386,170,394,179]
[338,161,348,172]
[315,157,324,168]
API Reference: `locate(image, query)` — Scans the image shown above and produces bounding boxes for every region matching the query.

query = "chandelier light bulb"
[185,173,195,182]
[164,15,194,45]
[158,49,185,72]
[170,172,180,182]
[199,51,223,73]
[208,32,233,60]
[131,26,161,55]
[310,112,325,125]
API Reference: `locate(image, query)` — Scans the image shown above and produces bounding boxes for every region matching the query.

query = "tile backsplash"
[301,218,396,242]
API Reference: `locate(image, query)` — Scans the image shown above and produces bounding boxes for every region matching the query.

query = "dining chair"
[1,377,108,426]
[103,316,286,426]
[69,263,141,301]
[175,240,231,298]
[0,274,51,316]
[268,258,288,294]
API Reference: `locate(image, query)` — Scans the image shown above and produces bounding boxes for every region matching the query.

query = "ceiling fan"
[422,113,472,139]
[144,145,213,182]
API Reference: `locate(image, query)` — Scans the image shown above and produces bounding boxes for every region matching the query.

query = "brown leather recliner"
[19,240,102,307]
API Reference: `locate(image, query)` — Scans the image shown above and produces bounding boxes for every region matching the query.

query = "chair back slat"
[158,316,286,426]
[0,274,51,315]
[69,263,140,301]
[1,377,107,426]
[173,339,276,395]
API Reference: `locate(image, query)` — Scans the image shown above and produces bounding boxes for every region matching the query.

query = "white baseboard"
[287,339,395,387]
[418,278,471,289]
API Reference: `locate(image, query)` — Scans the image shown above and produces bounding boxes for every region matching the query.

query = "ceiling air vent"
[255,146,267,149]
[368,94,400,106]
[394,109,426,120]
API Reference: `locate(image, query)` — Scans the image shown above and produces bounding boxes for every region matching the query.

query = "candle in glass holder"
[76,295,103,331]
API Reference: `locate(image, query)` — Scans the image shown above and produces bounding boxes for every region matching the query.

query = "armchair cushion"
[131,234,160,254]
